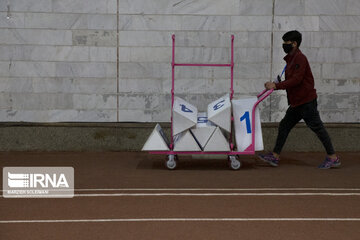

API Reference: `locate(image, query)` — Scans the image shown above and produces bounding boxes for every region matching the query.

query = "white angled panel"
[191,112,216,149]
[190,127,216,150]
[142,124,170,151]
[203,127,230,152]
[173,97,198,135]
[173,130,202,151]
[232,96,264,152]
[207,94,231,132]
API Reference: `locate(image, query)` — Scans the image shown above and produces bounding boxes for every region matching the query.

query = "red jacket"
[275,49,317,107]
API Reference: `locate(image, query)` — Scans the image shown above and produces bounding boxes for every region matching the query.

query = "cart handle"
[243,88,274,153]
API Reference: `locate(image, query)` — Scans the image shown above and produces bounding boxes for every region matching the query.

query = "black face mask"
[282,43,293,54]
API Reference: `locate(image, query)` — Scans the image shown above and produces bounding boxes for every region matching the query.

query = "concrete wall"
[0,0,117,122]
[0,0,359,123]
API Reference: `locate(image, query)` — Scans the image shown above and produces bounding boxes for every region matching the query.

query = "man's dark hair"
[282,30,302,47]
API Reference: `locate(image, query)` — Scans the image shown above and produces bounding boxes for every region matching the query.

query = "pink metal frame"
[150,34,273,156]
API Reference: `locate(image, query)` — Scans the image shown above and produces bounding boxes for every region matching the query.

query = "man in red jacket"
[259,30,340,169]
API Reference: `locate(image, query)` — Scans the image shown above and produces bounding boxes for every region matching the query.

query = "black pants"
[273,98,335,155]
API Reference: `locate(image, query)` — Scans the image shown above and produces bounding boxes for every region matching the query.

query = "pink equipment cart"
[148,34,273,170]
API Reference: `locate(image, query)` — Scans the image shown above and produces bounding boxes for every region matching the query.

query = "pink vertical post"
[247,89,274,152]
[230,35,234,100]
[170,34,175,150]
[229,35,235,150]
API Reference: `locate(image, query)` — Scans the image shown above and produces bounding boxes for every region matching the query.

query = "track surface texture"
[0,151,359,240]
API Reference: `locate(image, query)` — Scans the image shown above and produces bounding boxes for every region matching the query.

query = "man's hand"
[264,82,276,90]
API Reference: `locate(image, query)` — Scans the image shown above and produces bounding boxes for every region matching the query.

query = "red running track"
[0,152,359,239]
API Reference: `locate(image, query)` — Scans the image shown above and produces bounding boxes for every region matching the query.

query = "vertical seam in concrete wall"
[270,0,276,122]
[116,0,120,122]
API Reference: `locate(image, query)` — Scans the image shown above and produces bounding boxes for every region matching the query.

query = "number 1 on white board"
[240,111,252,134]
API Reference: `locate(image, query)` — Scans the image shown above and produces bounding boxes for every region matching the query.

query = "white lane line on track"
[76,188,360,191]
[1,218,360,224]
[3,188,360,192]
[3,193,358,198]
[2,188,360,192]
[4,192,360,198]
[73,193,360,197]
